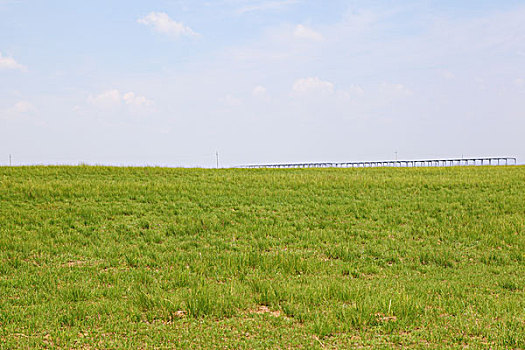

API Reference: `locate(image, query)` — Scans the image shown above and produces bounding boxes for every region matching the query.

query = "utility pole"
[9,154,11,166]
[395,151,398,161]
[216,151,219,169]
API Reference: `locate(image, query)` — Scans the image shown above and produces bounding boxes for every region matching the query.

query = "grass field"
[0,165,524,348]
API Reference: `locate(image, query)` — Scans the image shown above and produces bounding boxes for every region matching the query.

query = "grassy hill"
[1,166,523,348]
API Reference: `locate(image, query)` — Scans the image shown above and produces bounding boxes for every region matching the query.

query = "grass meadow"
[0,165,524,348]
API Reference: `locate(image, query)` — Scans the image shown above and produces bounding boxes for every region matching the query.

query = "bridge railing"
[238,157,517,169]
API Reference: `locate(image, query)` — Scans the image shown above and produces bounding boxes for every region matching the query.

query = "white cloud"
[88,89,154,111]
[6,101,36,114]
[123,92,154,108]
[342,9,378,31]
[441,70,455,80]
[0,52,26,71]
[87,89,121,109]
[236,0,298,14]
[347,84,365,96]
[138,12,199,38]
[1,100,37,122]
[221,94,242,107]
[336,85,365,99]
[293,25,323,41]
[292,77,334,95]
[474,77,486,90]
[252,85,267,97]
[379,82,413,97]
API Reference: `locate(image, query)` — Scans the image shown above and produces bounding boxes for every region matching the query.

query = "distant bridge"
[239,157,517,169]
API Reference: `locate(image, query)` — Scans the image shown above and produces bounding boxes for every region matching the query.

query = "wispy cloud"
[138,12,199,38]
[515,78,525,89]
[292,77,334,95]
[0,52,26,71]
[293,25,323,41]
[379,82,413,97]
[236,0,298,14]
[252,85,267,97]
[87,89,154,112]
[87,89,121,109]
[0,0,21,7]
[1,100,45,127]
[6,101,36,114]
[440,70,456,80]
[220,94,242,107]
[123,92,154,108]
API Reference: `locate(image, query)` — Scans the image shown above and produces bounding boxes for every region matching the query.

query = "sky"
[1,0,524,167]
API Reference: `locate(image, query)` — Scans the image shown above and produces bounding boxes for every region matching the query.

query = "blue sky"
[1,0,525,166]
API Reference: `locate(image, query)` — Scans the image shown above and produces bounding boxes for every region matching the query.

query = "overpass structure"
[239,157,517,169]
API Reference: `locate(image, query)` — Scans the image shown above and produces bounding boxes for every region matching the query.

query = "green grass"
[0,165,524,348]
